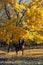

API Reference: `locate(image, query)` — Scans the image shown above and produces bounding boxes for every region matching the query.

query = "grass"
[0,49,43,65]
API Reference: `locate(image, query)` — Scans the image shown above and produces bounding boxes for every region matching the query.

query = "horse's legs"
[22,49,24,56]
[16,50,18,55]
[8,44,11,53]
[22,45,25,55]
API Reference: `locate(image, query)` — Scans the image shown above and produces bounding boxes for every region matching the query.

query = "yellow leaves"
[31,16,36,22]
[5,16,17,26]
[1,0,18,4]
[15,4,21,12]
[32,25,35,29]
[37,8,42,14]
[31,5,37,10]
[27,20,30,23]
[32,32,43,44]
[15,3,26,12]
[2,0,11,3]
[0,0,43,44]
[25,8,31,17]
[20,4,25,10]
[31,0,43,3]
[35,0,43,2]
[36,36,43,44]
[24,0,43,32]
[11,0,18,4]
[19,13,22,18]
[0,23,27,43]
[27,8,31,14]
[23,31,34,41]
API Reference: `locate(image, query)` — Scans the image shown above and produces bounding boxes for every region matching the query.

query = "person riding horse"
[8,38,25,55]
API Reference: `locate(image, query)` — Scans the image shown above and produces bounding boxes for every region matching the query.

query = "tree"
[0,0,43,45]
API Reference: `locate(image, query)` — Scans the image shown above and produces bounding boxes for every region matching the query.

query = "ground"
[0,49,43,65]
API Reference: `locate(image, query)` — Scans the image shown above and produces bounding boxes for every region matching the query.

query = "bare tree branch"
[4,2,11,20]
[16,10,27,26]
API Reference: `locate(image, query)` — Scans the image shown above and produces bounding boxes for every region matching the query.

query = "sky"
[18,0,30,3]
[26,0,30,2]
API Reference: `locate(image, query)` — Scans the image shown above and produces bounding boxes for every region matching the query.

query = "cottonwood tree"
[0,0,43,45]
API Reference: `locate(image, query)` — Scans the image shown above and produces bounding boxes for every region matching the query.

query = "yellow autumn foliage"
[0,0,43,45]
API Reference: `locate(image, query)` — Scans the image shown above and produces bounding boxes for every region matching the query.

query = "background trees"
[0,0,43,45]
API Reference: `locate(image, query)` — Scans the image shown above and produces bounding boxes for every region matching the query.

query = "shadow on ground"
[0,56,43,65]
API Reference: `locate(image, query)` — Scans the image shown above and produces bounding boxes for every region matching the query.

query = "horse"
[7,39,25,55]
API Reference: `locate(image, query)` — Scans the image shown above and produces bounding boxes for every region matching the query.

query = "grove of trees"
[0,0,43,46]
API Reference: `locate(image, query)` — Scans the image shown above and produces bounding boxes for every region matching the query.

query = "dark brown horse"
[8,39,25,55]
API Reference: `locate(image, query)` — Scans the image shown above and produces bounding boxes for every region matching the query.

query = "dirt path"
[0,49,43,58]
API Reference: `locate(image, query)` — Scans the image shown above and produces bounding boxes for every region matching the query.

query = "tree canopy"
[0,0,43,44]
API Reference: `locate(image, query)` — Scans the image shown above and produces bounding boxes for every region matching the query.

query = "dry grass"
[0,49,43,65]
[0,49,43,58]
